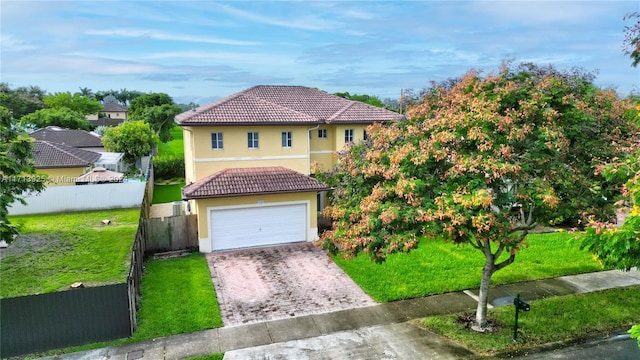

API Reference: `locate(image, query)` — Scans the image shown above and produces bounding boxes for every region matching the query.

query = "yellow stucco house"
[175,85,405,252]
[32,140,101,186]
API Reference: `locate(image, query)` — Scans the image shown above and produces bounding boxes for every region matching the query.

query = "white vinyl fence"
[8,181,147,215]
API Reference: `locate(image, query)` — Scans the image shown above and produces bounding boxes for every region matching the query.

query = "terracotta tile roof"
[182,167,331,199]
[33,141,101,168]
[29,126,103,148]
[102,103,128,112]
[175,85,405,126]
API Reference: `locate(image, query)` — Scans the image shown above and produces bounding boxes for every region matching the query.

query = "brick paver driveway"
[206,242,376,326]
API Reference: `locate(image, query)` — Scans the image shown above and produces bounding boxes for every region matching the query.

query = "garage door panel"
[211,203,307,251]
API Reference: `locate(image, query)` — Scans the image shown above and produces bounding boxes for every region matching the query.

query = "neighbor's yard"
[1,208,140,298]
[157,126,184,157]
[152,183,183,204]
[333,231,603,302]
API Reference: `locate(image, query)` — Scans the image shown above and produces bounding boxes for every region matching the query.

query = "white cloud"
[215,3,339,31]
[0,34,38,51]
[85,29,261,46]
[143,51,295,65]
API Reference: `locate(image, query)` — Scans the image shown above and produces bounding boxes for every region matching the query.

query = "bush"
[153,156,185,180]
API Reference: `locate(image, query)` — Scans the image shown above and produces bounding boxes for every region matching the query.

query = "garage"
[182,166,331,253]
[210,203,307,251]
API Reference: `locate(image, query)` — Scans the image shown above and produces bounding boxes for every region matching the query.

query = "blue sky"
[1,1,639,105]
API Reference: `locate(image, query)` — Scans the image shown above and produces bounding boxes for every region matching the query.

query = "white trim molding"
[193,154,309,163]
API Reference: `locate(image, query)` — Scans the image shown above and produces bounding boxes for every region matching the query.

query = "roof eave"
[183,187,332,200]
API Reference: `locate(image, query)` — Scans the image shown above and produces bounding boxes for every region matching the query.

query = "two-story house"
[86,102,128,127]
[175,85,404,252]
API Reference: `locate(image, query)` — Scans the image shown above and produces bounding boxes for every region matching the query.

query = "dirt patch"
[456,313,506,333]
[0,233,65,261]
[207,242,376,326]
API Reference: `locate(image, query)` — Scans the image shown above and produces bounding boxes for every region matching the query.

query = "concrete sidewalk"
[39,269,640,360]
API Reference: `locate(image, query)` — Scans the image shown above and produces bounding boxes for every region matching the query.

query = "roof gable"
[175,85,404,126]
[182,166,331,199]
[33,141,101,168]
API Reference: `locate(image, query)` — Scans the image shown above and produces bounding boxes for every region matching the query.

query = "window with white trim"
[247,132,259,149]
[282,131,293,148]
[345,129,354,143]
[318,129,327,139]
[211,132,223,149]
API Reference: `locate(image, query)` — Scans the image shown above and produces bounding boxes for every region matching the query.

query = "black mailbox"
[514,296,530,311]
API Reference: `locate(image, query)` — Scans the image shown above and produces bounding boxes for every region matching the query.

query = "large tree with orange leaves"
[319,62,638,331]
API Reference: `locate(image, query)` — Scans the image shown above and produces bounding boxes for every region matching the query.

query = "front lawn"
[1,208,140,298]
[332,232,603,302]
[129,254,222,341]
[421,285,640,355]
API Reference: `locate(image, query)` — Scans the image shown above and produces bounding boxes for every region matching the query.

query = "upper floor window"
[318,129,327,139]
[211,132,223,149]
[345,129,354,143]
[282,131,293,148]
[247,132,259,149]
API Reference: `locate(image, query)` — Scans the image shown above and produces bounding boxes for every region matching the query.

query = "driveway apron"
[206,242,376,326]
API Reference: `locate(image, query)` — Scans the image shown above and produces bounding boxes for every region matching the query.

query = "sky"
[1,1,639,105]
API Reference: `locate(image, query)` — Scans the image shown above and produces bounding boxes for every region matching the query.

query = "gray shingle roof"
[30,127,103,148]
[175,85,405,126]
[182,166,331,199]
[33,141,101,168]
[102,103,128,112]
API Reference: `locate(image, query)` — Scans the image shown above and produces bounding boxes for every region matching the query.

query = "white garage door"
[210,203,307,251]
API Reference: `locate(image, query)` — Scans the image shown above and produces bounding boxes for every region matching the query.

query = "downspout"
[307,123,320,175]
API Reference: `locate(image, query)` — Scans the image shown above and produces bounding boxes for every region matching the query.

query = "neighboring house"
[30,126,127,173]
[30,126,105,152]
[175,85,405,252]
[86,103,128,127]
[32,141,101,186]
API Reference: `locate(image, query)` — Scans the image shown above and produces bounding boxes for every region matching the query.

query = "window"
[318,129,327,139]
[211,132,223,149]
[282,131,293,148]
[363,130,368,141]
[247,132,259,148]
[345,129,354,143]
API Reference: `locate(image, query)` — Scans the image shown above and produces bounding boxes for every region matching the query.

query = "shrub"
[153,156,185,180]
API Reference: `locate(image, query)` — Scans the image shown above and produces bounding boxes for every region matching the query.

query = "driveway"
[206,242,376,326]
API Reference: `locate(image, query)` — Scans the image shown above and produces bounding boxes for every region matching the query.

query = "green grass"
[33,253,222,357]
[129,254,222,341]
[421,285,640,355]
[152,183,184,204]
[185,354,225,360]
[157,126,184,157]
[332,232,603,302]
[1,208,140,298]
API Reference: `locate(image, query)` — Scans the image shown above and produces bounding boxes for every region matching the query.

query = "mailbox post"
[513,293,530,342]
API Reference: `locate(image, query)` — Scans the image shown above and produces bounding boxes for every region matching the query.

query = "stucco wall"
[37,167,89,187]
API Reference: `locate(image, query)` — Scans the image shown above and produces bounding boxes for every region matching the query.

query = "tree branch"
[495,253,516,271]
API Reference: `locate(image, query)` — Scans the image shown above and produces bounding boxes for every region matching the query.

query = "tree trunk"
[473,255,495,331]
